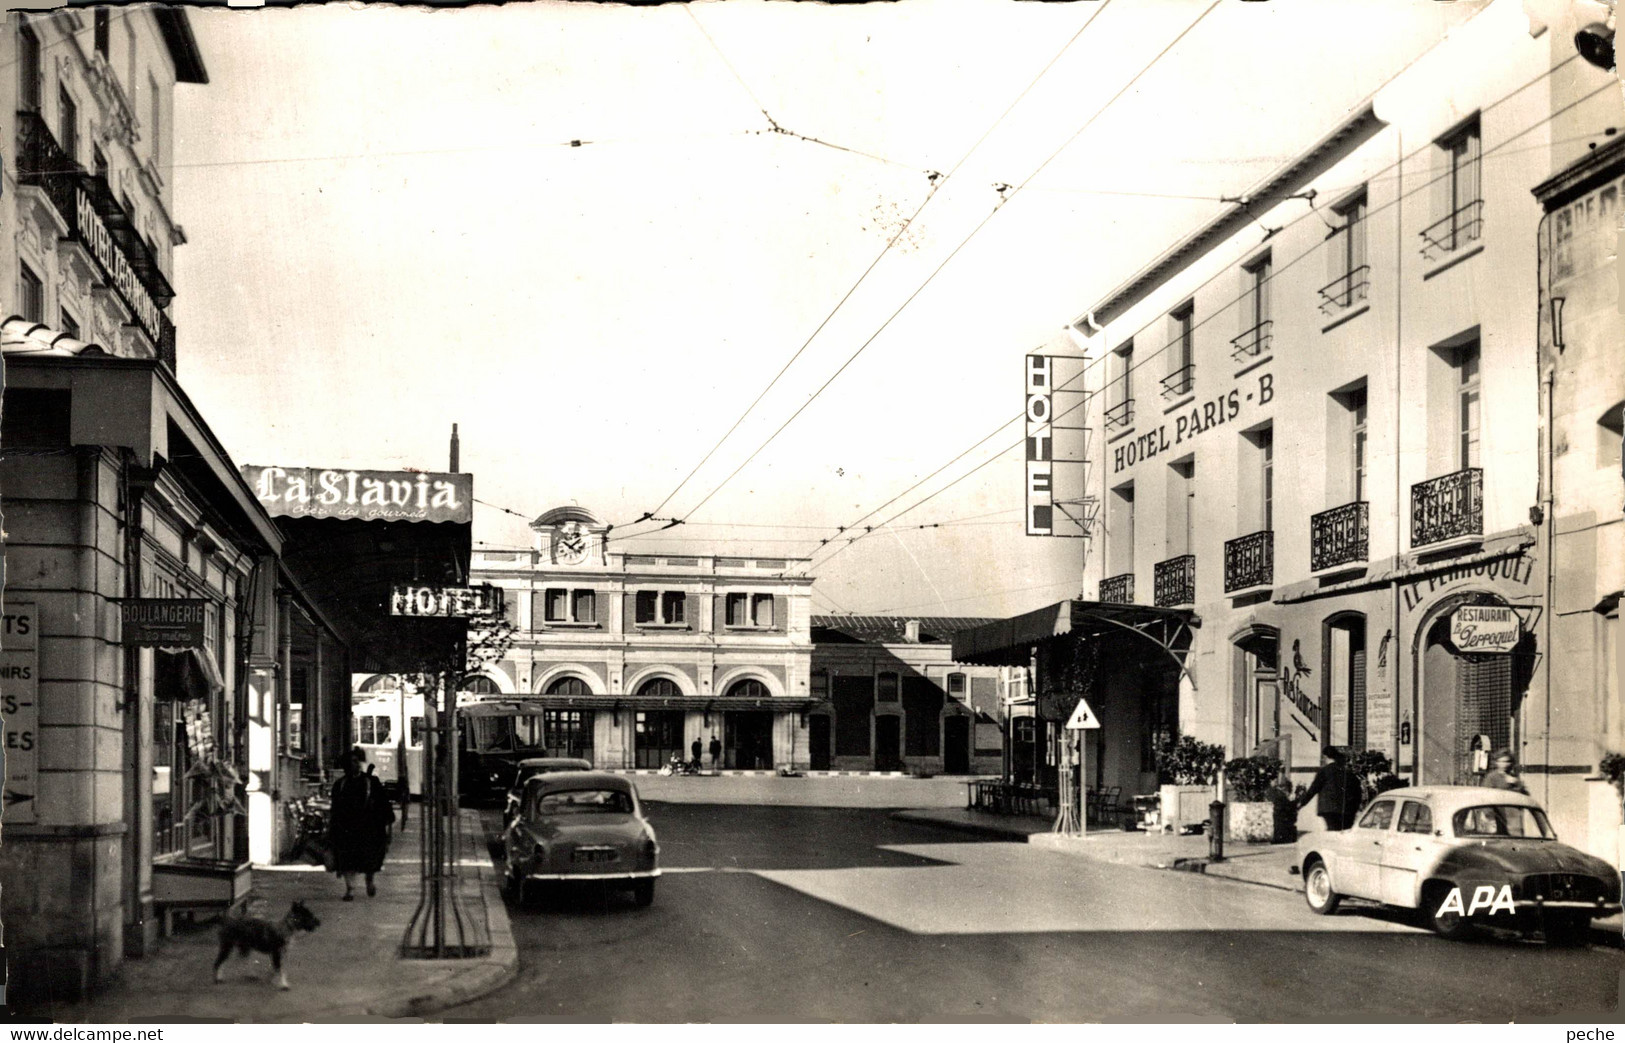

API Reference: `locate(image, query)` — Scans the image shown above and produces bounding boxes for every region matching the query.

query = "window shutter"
[1351,645,1367,751]
[531,592,548,627]
[714,594,729,631]
[772,595,787,631]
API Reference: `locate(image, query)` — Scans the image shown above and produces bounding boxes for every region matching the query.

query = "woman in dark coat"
[330,747,394,900]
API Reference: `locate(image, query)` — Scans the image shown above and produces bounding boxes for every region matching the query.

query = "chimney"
[903,619,921,643]
[449,423,461,472]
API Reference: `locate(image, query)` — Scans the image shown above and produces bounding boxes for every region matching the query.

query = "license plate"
[572,848,618,863]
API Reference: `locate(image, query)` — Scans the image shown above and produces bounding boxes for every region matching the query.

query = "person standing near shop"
[1296,747,1361,831]
[330,747,394,900]
[691,735,703,773]
[1482,748,1530,794]
[709,735,723,773]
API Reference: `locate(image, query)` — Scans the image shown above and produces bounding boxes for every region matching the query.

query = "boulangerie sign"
[243,466,472,523]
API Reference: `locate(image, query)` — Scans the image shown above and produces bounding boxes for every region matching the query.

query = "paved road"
[450,804,1622,1022]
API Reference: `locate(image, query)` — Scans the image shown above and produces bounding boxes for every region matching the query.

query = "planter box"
[1225,799,1295,843]
[153,857,253,909]
[1158,784,1213,834]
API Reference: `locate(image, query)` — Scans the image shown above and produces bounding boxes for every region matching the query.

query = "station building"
[467,507,817,770]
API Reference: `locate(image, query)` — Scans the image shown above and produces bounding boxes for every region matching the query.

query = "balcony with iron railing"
[1229,320,1272,363]
[1411,467,1483,549]
[15,109,81,220]
[1160,364,1195,401]
[1310,501,1369,573]
[1099,573,1134,605]
[1104,399,1135,432]
[1153,554,1196,608]
[1223,530,1273,594]
[1317,265,1371,315]
[1419,200,1484,263]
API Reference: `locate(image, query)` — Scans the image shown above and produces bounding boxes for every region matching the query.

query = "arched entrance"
[541,676,595,761]
[633,677,685,769]
[721,678,774,770]
[1230,626,1280,756]
[1413,592,1535,785]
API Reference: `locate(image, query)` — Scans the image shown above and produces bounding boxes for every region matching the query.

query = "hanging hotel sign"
[391,585,503,618]
[1026,354,1054,536]
[1449,605,1521,654]
[76,188,162,342]
[243,466,473,524]
[2,602,39,825]
[122,599,208,647]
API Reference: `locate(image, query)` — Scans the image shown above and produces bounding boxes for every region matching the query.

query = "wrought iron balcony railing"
[158,313,177,374]
[1104,399,1135,432]
[1310,501,1369,572]
[1223,530,1273,593]
[1317,265,1371,314]
[1099,573,1134,605]
[1411,467,1483,548]
[1160,364,1195,400]
[1419,200,1484,262]
[15,109,82,216]
[1229,319,1272,362]
[1153,554,1196,607]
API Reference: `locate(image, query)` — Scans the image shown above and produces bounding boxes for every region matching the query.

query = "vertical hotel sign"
[1025,355,1054,535]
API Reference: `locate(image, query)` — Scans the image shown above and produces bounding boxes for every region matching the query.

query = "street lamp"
[1576,8,1616,71]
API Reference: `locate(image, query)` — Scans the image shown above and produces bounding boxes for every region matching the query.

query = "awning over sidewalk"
[951,599,1199,685]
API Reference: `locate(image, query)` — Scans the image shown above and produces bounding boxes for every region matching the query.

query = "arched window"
[463,675,501,696]
[726,678,770,699]
[545,676,592,697]
[359,674,400,693]
[1231,627,1279,755]
[637,677,682,698]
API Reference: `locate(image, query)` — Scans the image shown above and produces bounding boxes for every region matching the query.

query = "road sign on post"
[1064,697,1100,731]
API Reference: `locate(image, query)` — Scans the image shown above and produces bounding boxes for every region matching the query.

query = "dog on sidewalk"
[213,900,322,990]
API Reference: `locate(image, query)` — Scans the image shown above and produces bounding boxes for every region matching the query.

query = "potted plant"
[1154,734,1225,834]
[1348,749,1408,804]
[1222,755,1293,843]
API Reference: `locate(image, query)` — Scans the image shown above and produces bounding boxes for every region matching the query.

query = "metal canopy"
[951,599,1200,687]
[463,696,817,715]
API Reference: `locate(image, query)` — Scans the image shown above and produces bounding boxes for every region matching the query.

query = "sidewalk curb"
[375,858,519,1020]
[889,809,1049,841]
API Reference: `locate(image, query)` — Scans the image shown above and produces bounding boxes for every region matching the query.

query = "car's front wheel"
[633,878,656,908]
[1303,857,1341,915]
[1422,882,1472,940]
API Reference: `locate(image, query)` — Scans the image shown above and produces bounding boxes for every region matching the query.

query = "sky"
[170,0,1489,620]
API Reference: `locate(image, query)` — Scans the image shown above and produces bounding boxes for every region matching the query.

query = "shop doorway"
[809,716,831,770]
[943,716,970,773]
[875,715,903,771]
[725,711,774,769]
[1417,599,1533,785]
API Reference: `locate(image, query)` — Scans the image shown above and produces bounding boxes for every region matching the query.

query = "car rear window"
[1452,805,1554,839]
[532,788,633,815]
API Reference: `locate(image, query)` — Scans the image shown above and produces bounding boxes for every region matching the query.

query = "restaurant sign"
[122,599,208,647]
[1449,605,1521,654]
[391,585,503,618]
[243,466,472,524]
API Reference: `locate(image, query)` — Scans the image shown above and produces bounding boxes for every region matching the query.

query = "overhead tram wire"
[640,1,1119,522]
[808,76,1617,571]
[664,0,1222,531]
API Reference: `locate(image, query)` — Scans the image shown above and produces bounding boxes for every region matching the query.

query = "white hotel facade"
[1061,0,1621,851]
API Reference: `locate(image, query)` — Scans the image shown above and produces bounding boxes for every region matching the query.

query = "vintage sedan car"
[503,757,594,824]
[1296,785,1620,943]
[502,771,660,907]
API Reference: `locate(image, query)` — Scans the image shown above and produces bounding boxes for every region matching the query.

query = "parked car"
[1295,785,1621,943]
[503,757,594,824]
[502,771,660,907]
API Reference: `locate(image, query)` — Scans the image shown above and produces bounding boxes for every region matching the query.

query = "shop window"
[544,709,593,760]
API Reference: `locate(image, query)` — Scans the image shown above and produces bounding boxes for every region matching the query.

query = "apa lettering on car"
[1436,884,1515,917]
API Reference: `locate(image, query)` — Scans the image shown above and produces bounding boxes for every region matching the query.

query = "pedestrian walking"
[690,736,703,773]
[329,747,394,901]
[1482,748,1529,794]
[709,735,723,773]
[1296,746,1361,831]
